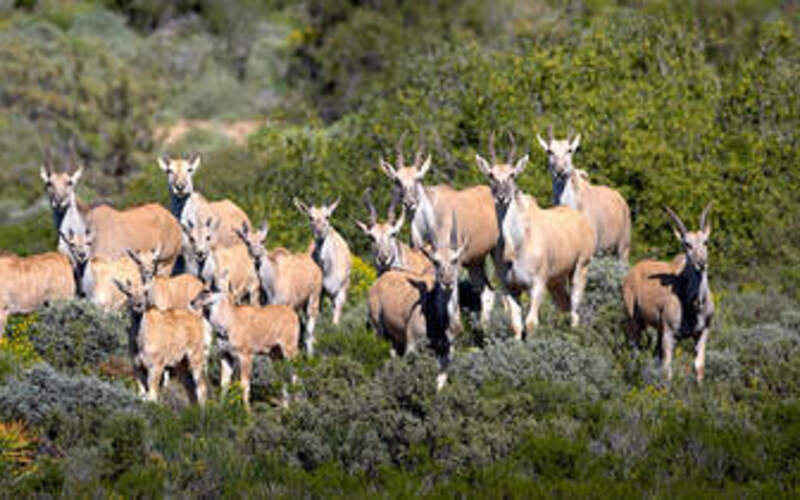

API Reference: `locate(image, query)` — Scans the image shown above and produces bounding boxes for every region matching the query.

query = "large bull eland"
[622,204,714,382]
[41,155,181,274]
[368,211,467,390]
[476,133,595,338]
[378,136,498,328]
[537,126,631,263]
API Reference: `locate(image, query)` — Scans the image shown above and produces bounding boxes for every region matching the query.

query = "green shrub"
[314,325,390,376]
[0,314,41,382]
[26,299,129,376]
[720,290,798,327]
[0,363,140,433]
[451,334,619,401]
[98,412,149,482]
[580,257,627,326]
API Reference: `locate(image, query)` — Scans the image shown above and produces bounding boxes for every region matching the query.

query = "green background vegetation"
[1,0,800,496]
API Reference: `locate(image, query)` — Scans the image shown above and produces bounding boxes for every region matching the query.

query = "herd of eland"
[0,129,714,407]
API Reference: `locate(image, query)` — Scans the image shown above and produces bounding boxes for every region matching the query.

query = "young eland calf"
[181,216,260,305]
[191,272,300,409]
[0,251,76,336]
[114,278,212,405]
[126,247,204,312]
[236,222,323,355]
[294,197,352,326]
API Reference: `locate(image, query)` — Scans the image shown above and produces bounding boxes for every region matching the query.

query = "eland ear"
[570,134,581,151]
[257,221,269,241]
[379,158,396,178]
[513,154,530,176]
[475,154,492,176]
[354,219,370,236]
[536,134,549,151]
[327,196,340,215]
[70,166,83,185]
[455,239,469,261]
[700,202,713,239]
[40,166,50,183]
[419,243,434,263]
[188,152,201,172]
[415,155,432,179]
[293,197,309,214]
[157,154,170,172]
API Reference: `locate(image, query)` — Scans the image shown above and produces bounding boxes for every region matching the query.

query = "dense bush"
[451,334,619,400]
[255,0,800,287]
[2,0,800,497]
[26,300,129,376]
[0,363,140,429]
[0,315,41,382]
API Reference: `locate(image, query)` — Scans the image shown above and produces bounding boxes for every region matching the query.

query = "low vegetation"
[1,0,799,496]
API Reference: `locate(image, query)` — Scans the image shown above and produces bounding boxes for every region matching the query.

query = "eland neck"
[424,282,459,357]
[311,229,336,274]
[496,192,529,259]
[257,254,278,302]
[677,255,709,307]
[409,184,436,249]
[552,172,580,209]
[206,294,235,337]
[169,189,192,220]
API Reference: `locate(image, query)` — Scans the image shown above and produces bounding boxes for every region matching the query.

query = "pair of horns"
[43,137,82,174]
[362,188,400,226]
[487,131,518,164]
[542,124,578,143]
[665,203,713,236]
[394,131,427,169]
